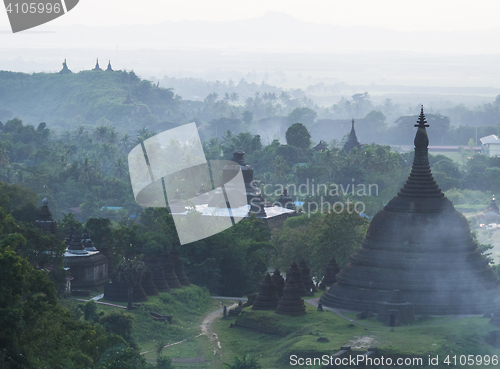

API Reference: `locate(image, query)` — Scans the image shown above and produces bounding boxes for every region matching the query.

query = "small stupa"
[81,228,98,251]
[319,257,341,290]
[275,276,306,316]
[106,61,114,72]
[170,246,190,286]
[252,273,280,310]
[159,250,182,289]
[35,198,57,235]
[299,258,317,294]
[286,262,307,295]
[271,269,285,297]
[67,228,87,255]
[147,259,170,292]
[276,188,295,210]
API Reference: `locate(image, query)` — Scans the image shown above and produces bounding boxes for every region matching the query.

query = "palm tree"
[120,133,131,151]
[279,91,291,105]
[113,157,128,179]
[115,256,147,310]
[230,92,239,104]
[79,157,97,186]
[222,130,235,144]
[107,128,118,144]
[93,126,108,142]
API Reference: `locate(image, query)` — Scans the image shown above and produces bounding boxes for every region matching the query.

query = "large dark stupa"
[321,107,500,315]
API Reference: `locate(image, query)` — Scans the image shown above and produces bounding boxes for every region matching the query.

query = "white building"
[480,135,500,156]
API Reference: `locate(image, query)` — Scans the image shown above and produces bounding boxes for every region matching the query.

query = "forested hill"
[0,69,184,133]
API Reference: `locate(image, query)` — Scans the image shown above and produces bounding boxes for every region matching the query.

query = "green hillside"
[0,70,180,133]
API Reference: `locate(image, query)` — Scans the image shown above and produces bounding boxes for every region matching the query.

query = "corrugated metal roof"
[480,135,500,144]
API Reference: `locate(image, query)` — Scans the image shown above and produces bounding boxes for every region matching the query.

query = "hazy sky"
[1,0,500,31]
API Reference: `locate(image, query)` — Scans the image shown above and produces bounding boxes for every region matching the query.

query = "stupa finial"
[413,105,429,149]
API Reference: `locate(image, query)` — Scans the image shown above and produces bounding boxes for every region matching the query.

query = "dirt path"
[140,300,237,358]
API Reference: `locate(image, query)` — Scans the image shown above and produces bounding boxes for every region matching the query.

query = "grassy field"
[211,292,500,369]
[61,286,500,368]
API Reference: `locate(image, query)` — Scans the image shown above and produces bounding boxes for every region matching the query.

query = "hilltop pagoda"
[343,118,361,153]
[93,58,102,71]
[321,107,500,315]
[59,59,72,74]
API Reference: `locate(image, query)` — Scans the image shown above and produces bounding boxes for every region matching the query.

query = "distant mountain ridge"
[1,11,500,53]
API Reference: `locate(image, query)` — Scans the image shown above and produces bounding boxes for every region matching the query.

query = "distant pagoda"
[321,107,500,314]
[93,58,102,71]
[59,59,72,74]
[343,118,361,153]
[106,60,113,72]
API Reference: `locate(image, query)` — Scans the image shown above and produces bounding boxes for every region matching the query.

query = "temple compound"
[64,228,109,289]
[321,107,500,315]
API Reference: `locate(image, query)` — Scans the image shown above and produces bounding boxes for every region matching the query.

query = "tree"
[79,157,98,186]
[272,211,368,280]
[242,111,253,125]
[113,157,128,179]
[287,107,317,127]
[115,256,147,310]
[223,355,262,369]
[285,123,311,149]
